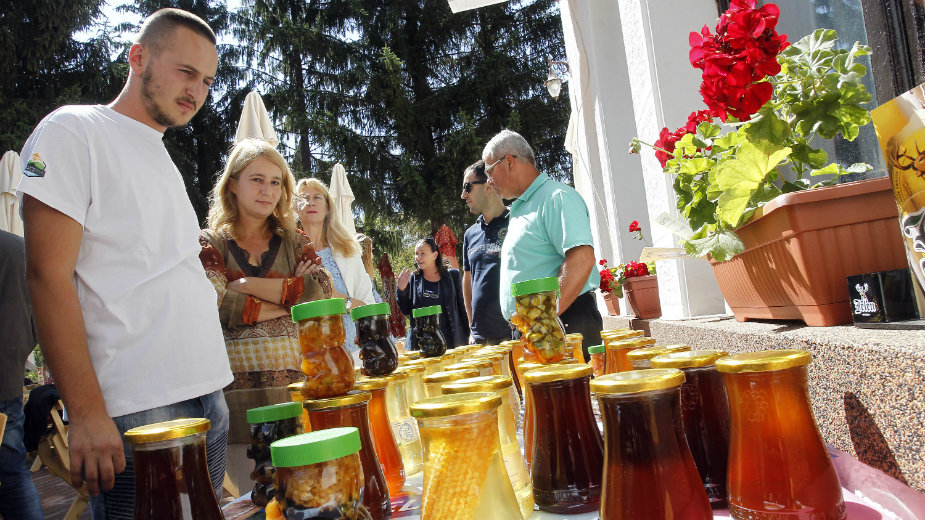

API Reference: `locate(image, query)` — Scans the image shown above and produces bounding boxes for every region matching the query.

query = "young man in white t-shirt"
[18,9,233,519]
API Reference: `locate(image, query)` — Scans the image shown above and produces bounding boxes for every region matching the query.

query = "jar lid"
[459,343,484,351]
[353,377,388,391]
[350,302,391,321]
[565,333,584,341]
[270,427,361,468]
[716,349,812,373]
[303,390,371,411]
[605,339,639,350]
[446,359,492,372]
[406,357,441,368]
[441,375,513,394]
[381,370,409,382]
[412,305,442,318]
[515,361,545,373]
[410,392,501,418]
[631,337,657,347]
[286,381,304,392]
[626,344,690,362]
[650,350,729,369]
[522,363,593,384]
[511,276,558,297]
[397,364,425,375]
[291,298,347,322]
[124,418,211,444]
[246,401,304,424]
[422,368,481,384]
[591,369,685,395]
[587,344,605,354]
[470,352,503,362]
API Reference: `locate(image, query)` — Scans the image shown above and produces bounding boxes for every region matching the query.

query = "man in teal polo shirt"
[481,129,603,359]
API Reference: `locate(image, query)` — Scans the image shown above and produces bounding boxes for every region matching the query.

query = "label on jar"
[390,417,419,446]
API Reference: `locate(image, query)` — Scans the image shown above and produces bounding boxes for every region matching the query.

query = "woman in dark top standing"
[396,237,470,350]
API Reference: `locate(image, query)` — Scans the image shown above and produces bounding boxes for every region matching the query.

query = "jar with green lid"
[442,376,533,518]
[270,427,365,520]
[717,350,846,519]
[422,368,480,398]
[409,305,447,357]
[410,392,524,520]
[246,402,305,506]
[303,392,389,519]
[350,302,399,377]
[124,418,222,520]
[354,377,406,495]
[398,364,428,406]
[591,369,712,519]
[509,277,569,364]
[588,344,606,377]
[291,298,355,399]
[524,364,604,513]
[651,350,730,508]
[627,344,691,370]
[381,370,424,476]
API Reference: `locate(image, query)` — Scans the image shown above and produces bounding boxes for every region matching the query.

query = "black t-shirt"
[462,209,512,341]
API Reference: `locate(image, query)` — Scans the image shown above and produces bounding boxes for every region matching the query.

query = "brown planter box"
[603,292,621,316]
[624,275,662,319]
[710,176,907,326]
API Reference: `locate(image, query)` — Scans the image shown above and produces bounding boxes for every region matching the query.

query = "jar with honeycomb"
[291,298,355,399]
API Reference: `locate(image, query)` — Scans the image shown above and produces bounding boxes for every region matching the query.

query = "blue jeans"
[89,389,229,520]
[0,396,45,520]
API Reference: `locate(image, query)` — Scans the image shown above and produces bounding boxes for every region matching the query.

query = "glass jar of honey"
[124,418,222,520]
[445,359,494,377]
[291,298,355,399]
[398,364,428,406]
[286,382,312,433]
[351,302,400,377]
[409,305,448,357]
[650,350,730,508]
[517,361,545,467]
[524,364,604,513]
[405,357,441,377]
[626,344,691,370]
[591,369,712,519]
[303,391,390,519]
[509,277,570,363]
[245,402,305,507]
[410,392,524,520]
[354,377,406,495]
[588,344,606,377]
[565,333,585,363]
[382,370,424,476]
[604,337,649,374]
[422,368,481,398]
[717,350,846,519]
[270,427,364,520]
[442,376,534,518]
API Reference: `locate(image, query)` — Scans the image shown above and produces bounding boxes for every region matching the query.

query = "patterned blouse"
[316,247,357,353]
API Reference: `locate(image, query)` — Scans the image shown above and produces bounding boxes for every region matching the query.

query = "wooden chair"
[34,400,89,520]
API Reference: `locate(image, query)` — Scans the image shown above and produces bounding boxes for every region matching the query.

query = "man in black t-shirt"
[461,160,514,344]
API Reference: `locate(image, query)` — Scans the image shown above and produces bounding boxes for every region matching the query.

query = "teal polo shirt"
[499,173,600,319]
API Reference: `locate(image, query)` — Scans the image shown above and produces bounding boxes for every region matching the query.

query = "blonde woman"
[296,178,376,355]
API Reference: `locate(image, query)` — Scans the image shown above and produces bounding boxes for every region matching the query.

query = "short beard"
[141,68,184,128]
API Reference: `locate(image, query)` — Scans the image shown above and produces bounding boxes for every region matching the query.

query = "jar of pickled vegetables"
[717,350,846,519]
[270,427,364,520]
[303,391,390,519]
[124,418,222,520]
[442,376,533,518]
[398,365,428,406]
[351,302,400,377]
[382,370,424,476]
[588,344,606,377]
[524,364,604,513]
[650,350,730,508]
[565,333,585,363]
[591,370,712,519]
[509,277,569,363]
[410,392,524,520]
[626,344,691,370]
[409,305,448,358]
[422,368,480,398]
[286,382,312,433]
[354,377,406,495]
[245,402,305,506]
[291,298,355,399]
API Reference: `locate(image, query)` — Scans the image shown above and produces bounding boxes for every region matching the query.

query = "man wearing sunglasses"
[461,160,513,345]
[481,129,602,360]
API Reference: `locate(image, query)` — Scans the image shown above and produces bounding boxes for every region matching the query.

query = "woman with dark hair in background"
[396,237,469,350]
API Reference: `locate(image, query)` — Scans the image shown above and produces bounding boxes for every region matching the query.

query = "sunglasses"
[463,179,487,193]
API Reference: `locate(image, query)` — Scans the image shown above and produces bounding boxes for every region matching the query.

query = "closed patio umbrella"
[329,163,356,235]
[235,91,279,147]
[0,150,23,235]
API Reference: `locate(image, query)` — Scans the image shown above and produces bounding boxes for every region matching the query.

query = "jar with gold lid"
[516,360,545,467]
[291,298,355,399]
[410,392,524,520]
[592,369,712,519]
[565,333,585,363]
[405,356,442,376]
[717,350,846,519]
[442,376,533,519]
[651,349,730,507]
[124,418,222,520]
[398,364,427,406]
[380,370,424,476]
[604,337,648,374]
[353,377,406,496]
[303,391,390,519]
[626,344,691,370]
[445,359,494,377]
[469,352,506,376]
[245,402,304,506]
[524,364,604,513]
[509,277,570,363]
[422,368,480,398]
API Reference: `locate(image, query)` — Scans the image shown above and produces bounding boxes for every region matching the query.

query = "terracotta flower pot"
[623,275,661,319]
[710,176,907,326]
[602,292,621,316]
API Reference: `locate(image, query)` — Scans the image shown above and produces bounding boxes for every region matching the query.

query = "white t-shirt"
[17,105,233,418]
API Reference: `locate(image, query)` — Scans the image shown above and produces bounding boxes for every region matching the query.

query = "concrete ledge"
[603,314,925,493]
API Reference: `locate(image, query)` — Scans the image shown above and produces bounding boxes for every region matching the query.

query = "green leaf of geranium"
[697,122,721,139]
[715,140,791,227]
[810,163,840,176]
[782,179,811,192]
[683,227,745,261]
[784,29,838,71]
[745,110,791,145]
[790,143,828,169]
[713,131,738,152]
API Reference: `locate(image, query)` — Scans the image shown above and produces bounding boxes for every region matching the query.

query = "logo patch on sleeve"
[24,153,46,177]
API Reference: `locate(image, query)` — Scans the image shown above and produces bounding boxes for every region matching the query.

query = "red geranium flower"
[629,220,640,233]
